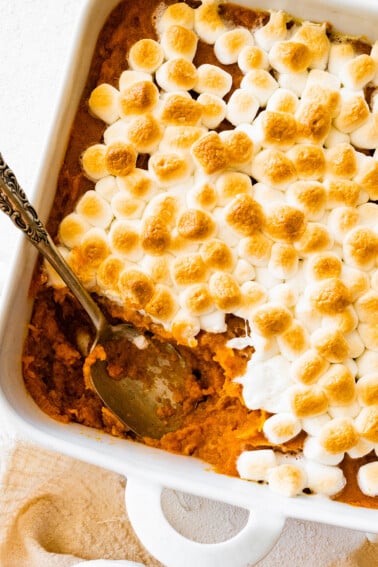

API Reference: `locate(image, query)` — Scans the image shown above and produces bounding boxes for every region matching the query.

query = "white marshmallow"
[303,435,344,466]
[357,202,378,227]
[268,283,298,309]
[266,88,298,114]
[240,355,292,413]
[119,70,152,91]
[197,93,227,129]
[76,190,113,229]
[263,413,302,444]
[200,310,226,333]
[304,462,346,496]
[267,463,307,497]
[357,462,378,497]
[226,89,259,126]
[328,400,361,419]
[278,71,309,97]
[324,127,350,148]
[301,414,331,437]
[350,114,378,150]
[103,119,129,145]
[233,259,255,284]
[356,350,378,378]
[95,176,119,202]
[347,438,375,459]
[328,42,355,77]
[236,449,277,482]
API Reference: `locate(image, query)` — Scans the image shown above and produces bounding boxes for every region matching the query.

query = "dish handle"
[125,476,285,567]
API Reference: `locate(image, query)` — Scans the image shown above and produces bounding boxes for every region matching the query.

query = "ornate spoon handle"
[0,153,108,333]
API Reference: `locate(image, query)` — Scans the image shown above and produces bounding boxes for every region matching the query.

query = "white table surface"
[0,2,376,566]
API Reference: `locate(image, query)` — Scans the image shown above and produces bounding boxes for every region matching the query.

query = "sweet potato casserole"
[23,0,378,507]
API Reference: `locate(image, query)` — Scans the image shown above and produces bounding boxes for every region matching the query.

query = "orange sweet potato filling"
[22,0,377,509]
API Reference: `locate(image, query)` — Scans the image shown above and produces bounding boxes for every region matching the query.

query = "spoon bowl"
[0,155,188,439]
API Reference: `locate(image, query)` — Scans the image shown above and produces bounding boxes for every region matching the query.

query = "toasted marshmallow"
[319,417,359,454]
[308,277,352,316]
[277,320,309,361]
[105,142,137,178]
[118,81,159,117]
[355,156,378,201]
[305,252,342,281]
[254,11,288,51]
[194,0,228,45]
[96,255,124,293]
[214,27,254,64]
[286,181,326,221]
[172,253,207,286]
[264,203,306,243]
[278,71,309,97]
[290,349,328,385]
[251,149,296,189]
[148,152,192,187]
[238,45,269,72]
[157,2,195,34]
[241,355,292,413]
[77,227,109,271]
[200,238,234,271]
[128,39,164,73]
[305,462,346,496]
[301,83,341,119]
[250,303,292,338]
[88,83,120,124]
[209,271,242,312]
[303,435,344,465]
[225,194,265,237]
[251,110,298,150]
[159,125,206,156]
[355,406,378,443]
[334,91,370,134]
[160,93,202,126]
[295,222,333,255]
[358,323,378,352]
[194,64,232,98]
[108,220,141,261]
[215,171,252,206]
[356,350,378,378]
[236,449,277,482]
[343,227,378,271]
[197,93,227,129]
[252,183,285,206]
[267,464,307,497]
[350,113,378,149]
[325,179,361,209]
[288,146,326,182]
[58,213,90,249]
[143,194,179,228]
[325,143,357,179]
[171,308,201,347]
[76,190,113,229]
[328,42,355,76]
[238,233,272,266]
[319,364,356,406]
[117,168,155,200]
[292,22,330,70]
[81,144,108,181]
[268,243,298,280]
[290,384,328,418]
[156,58,197,92]
[187,181,217,210]
[226,89,259,126]
[141,215,172,256]
[296,101,332,144]
[240,70,279,106]
[311,328,350,363]
[326,206,359,244]
[236,281,268,319]
[118,70,153,91]
[339,54,376,91]
[301,413,330,436]
[118,266,154,309]
[191,131,228,175]
[219,130,254,168]
[179,283,214,316]
[126,113,162,153]
[356,373,378,407]
[145,284,178,322]
[233,259,255,284]
[161,25,198,61]
[177,208,216,242]
[357,462,378,497]
[266,88,298,114]
[140,253,173,285]
[269,41,311,74]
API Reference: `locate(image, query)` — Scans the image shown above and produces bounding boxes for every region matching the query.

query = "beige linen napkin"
[0,439,377,567]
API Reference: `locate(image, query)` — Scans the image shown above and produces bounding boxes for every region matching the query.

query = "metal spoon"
[0,155,188,439]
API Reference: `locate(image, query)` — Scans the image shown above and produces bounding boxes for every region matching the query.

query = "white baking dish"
[0,1,377,565]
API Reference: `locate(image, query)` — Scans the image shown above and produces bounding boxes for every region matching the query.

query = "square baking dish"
[0,1,377,565]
